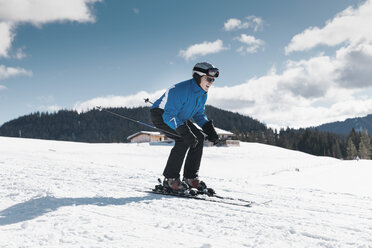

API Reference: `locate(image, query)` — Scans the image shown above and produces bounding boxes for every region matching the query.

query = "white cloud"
[0,0,102,58]
[224,18,248,31]
[0,84,7,90]
[0,0,102,25]
[0,64,33,80]
[334,42,372,88]
[70,60,347,128]
[47,105,61,112]
[38,104,62,112]
[207,63,368,128]
[235,34,264,54]
[179,40,227,61]
[204,38,372,128]
[282,0,372,94]
[14,47,27,59]
[285,0,372,54]
[73,90,165,113]
[223,16,263,32]
[0,22,14,58]
[282,0,372,93]
[76,44,372,129]
[247,15,263,32]
[231,0,372,127]
[277,55,336,99]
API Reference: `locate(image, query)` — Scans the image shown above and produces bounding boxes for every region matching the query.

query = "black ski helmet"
[192,62,219,84]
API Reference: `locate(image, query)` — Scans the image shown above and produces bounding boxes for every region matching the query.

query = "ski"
[146,189,253,208]
[146,178,270,207]
[200,192,254,204]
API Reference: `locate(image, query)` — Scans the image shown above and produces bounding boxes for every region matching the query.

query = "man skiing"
[150,62,219,193]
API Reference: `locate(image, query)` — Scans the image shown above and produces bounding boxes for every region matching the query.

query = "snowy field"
[0,136,371,248]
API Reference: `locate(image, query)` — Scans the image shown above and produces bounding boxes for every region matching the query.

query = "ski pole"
[95,106,181,138]
[144,98,154,105]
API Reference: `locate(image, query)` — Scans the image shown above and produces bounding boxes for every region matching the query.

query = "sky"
[0,0,371,129]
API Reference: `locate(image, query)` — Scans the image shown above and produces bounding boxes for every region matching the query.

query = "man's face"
[200,76,215,92]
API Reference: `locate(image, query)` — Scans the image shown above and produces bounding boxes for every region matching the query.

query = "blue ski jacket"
[152,78,209,130]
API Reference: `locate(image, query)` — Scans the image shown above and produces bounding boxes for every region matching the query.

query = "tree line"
[0,106,371,160]
[0,105,267,144]
[235,127,371,160]
[0,107,154,143]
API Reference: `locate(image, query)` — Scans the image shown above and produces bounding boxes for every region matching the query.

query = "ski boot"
[163,177,189,195]
[183,177,216,196]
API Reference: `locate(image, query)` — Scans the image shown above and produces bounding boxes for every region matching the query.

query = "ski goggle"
[206,68,219,77]
[193,67,219,78]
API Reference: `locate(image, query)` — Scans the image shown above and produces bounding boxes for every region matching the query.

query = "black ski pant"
[150,108,204,179]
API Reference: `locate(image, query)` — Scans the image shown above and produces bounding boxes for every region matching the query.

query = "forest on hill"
[0,106,370,160]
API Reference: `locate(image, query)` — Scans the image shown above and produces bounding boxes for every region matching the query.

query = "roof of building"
[127,125,234,140]
[214,127,234,135]
[193,124,234,135]
[127,131,162,140]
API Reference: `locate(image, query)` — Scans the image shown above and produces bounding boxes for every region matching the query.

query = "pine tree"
[358,129,371,159]
[349,128,361,151]
[346,137,358,160]
[332,140,343,158]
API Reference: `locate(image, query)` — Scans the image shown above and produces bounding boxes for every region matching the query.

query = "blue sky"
[1,0,371,128]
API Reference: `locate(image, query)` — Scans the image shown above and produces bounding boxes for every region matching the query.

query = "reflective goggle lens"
[208,68,219,77]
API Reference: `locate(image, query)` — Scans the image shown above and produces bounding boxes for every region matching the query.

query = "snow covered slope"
[0,137,371,247]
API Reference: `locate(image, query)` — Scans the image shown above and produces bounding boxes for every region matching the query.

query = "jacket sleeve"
[161,86,184,130]
[193,97,208,128]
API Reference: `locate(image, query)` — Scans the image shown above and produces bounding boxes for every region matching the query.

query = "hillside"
[316,114,372,135]
[0,137,371,247]
[0,106,266,143]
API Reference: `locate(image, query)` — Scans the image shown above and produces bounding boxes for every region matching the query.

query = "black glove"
[176,123,198,148]
[202,120,219,145]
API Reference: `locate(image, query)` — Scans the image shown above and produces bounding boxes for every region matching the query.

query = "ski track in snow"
[0,137,371,248]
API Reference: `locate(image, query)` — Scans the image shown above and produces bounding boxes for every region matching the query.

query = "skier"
[150,62,220,193]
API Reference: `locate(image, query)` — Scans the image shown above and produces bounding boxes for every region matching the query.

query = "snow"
[0,136,371,247]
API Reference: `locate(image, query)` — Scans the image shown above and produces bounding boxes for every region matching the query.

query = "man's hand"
[202,120,219,145]
[176,123,198,148]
